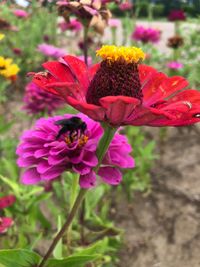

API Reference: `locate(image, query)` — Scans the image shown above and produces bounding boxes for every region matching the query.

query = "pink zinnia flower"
[22,82,63,115]
[37,43,66,59]
[166,61,183,70]
[0,195,15,234]
[132,26,161,44]
[13,9,29,18]
[168,10,186,21]
[58,19,82,32]
[119,1,133,11]
[108,18,121,28]
[16,114,134,188]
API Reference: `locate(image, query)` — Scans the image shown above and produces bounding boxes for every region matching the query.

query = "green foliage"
[0,5,57,77]
[122,126,156,200]
[0,249,41,267]
[47,255,100,267]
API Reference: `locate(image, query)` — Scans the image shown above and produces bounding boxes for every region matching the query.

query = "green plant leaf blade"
[0,249,41,267]
[47,254,100,267]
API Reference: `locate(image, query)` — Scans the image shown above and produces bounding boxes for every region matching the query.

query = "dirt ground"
[114,126,200,267]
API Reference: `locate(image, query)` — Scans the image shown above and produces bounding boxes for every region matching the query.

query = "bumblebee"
[55,116,87,141]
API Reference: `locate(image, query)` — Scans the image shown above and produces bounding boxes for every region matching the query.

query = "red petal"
[43,61,75,82]
[32,73,60,96]
[61,55,89,92]
[139,64,157,84]
[143,74,188,106]
[166,89,200,104]
[88,63,100,81]
[99,96,140,126]
[127,105,175,126]
[46,82,85,101]
[66,96,105,121]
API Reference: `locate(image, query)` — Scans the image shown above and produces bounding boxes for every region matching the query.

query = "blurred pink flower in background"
[0,195,15,234]
[58,18,82,32]
[108,18,121,28]
[37,43,66,59]
[13,9,29,18]
[166,61,183,70]
[132,25,161,44]
[12,48,22,55]
[168,9,186,21]
[22,82,64,115]
[119,1,133,11]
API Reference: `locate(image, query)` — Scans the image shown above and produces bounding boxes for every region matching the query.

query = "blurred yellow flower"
[0,56,20,79]
[0,33,5,41]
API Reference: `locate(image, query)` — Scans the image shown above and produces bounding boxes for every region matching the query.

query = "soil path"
[114,127,200,267]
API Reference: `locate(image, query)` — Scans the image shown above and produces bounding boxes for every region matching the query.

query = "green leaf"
[0,175,20,196]
[47,255,100,267]
[75,238,108,256]
[0,249,41,267]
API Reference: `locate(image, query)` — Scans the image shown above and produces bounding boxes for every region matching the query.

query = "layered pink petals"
[31,56,200,127]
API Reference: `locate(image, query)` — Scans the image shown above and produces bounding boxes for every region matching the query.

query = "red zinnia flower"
[30,45,200,127]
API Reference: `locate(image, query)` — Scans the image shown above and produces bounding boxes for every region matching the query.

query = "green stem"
[66,174,79,250]
[122,13,129,46]
[95,124,118,171]
[70,174,79,209]
[38,188,87,267]
[83,25,89,66]
[37,125,117,266]
[111,28,117,45]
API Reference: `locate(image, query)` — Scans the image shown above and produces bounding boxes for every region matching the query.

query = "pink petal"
[79,171,96,188]
[98,167,122,185]
[21,168,41,184]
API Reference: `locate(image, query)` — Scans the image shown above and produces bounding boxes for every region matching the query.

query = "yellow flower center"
[96,45,145,64]
[65,134,88,148]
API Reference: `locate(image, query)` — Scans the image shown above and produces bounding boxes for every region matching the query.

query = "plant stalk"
[83,25,89,66]
[95,124,118,171]
[37,125,117,266]
[37,188,87,267]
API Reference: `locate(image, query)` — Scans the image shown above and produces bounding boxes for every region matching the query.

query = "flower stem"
[37,125,117,267]
[66,174,79,250]
[83,25,89,66]
[95,124,118,171]
[37,188,88,267]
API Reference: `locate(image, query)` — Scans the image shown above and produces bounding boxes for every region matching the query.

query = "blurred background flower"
[22,82,64,115]
[131,25,161,44]
[37,43,66,59]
